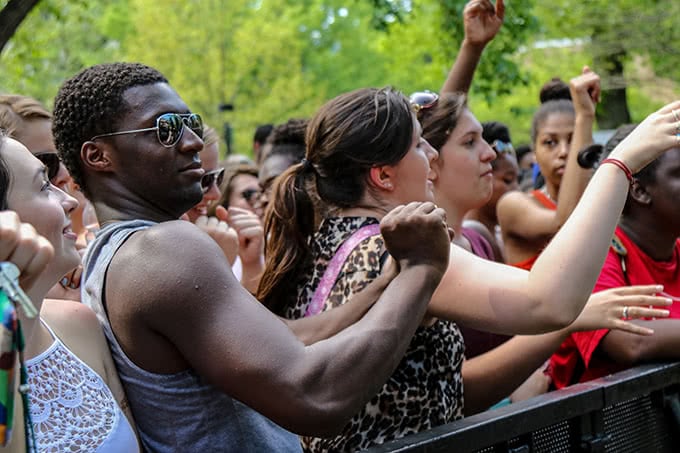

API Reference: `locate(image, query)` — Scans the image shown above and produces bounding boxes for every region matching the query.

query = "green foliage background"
[1,0,678,154]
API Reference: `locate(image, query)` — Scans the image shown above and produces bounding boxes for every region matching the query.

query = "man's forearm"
[282,271,394,345]
[602,320,680,364]
[289,265,442,435]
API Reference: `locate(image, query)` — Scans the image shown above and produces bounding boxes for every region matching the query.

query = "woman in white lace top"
[0,133,139,452]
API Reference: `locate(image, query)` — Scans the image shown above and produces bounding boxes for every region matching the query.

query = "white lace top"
[25,320,139,452]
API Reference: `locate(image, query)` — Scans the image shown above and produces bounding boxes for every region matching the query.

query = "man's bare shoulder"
[106,219,234,313]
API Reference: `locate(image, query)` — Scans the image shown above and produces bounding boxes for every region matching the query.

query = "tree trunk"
[0,0,41,55]
[594,50,632,130]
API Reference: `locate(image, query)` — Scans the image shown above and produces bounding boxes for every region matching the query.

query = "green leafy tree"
[0,0,41,54]
[121,0,328,155]
[535,0,680,128]
[0,0,128,106]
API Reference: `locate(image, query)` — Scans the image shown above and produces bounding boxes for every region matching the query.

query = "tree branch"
[0,0,41,55]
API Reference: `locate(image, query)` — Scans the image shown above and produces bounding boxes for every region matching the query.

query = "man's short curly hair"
[52,62,168,196]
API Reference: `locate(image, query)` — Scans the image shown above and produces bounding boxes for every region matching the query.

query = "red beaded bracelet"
[600,158,633,184]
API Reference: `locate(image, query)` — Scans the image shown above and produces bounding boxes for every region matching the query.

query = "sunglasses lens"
[157,113,183,146]
[492,140,514,155]
[201,168,225,193]
[184,113,203,140]
[34,153,60,181]
[409,91,439,111]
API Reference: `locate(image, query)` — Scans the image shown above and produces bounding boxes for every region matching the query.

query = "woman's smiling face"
[3,137,80,280]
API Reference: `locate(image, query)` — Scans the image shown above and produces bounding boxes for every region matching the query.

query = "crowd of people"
[0,0,678,451]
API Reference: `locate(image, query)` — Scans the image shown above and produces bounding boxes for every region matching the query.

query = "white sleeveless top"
[25,320,139,452]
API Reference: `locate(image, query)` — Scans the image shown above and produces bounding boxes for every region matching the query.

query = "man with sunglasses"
[52,62,451,452]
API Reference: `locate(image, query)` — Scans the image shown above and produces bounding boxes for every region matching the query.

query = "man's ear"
[368,166,395,191]
[629,179,652,206]
[80,141,113,172]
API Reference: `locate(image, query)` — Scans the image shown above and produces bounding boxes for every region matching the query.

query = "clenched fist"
[380,202,451,279]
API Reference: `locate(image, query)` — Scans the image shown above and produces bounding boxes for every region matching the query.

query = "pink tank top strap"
[305,224,381,317]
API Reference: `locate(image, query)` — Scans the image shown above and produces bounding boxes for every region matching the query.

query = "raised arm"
[110,202,450,437]
[462,285,670,414]
[429,100,680,333]
[441,0,504,94]
[497,68,599,242]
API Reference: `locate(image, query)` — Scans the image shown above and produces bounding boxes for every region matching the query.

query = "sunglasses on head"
[491,140,515,156]
[201,167,225,194]
[409,91,439,113]
[34,152,61,181]
[91,112,203,148]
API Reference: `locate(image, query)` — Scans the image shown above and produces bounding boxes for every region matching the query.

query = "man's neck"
[619,216,677,262]
[90,195,183,225]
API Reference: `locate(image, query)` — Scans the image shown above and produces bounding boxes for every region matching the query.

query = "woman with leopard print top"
[257,85,678,450]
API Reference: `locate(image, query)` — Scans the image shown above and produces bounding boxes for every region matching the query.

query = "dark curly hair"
[262,118,307,163]
[253,124,274,146]
[539,78,571,104]
[52,62,168,197]
[482,121,512,145]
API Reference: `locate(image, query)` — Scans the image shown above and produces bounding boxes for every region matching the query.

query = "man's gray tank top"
[82,220,302,452]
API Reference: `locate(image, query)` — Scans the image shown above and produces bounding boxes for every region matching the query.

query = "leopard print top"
[283,216,465,452]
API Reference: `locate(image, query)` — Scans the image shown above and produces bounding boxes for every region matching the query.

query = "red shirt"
[549,226,680,389]
[510,190,557,270]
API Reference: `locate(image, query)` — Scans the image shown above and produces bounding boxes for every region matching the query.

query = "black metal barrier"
[367,362,680,453]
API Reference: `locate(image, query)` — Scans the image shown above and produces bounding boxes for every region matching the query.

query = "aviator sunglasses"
[409,91,439,113]
[34,152,61,181]
[201,167,225,194]
[91,113,204,147]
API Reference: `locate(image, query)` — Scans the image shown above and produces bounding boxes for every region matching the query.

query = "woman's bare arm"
[440,0,504,94]
[462,285,670,414]
[429,101,680,334]
[497,69,599,243]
